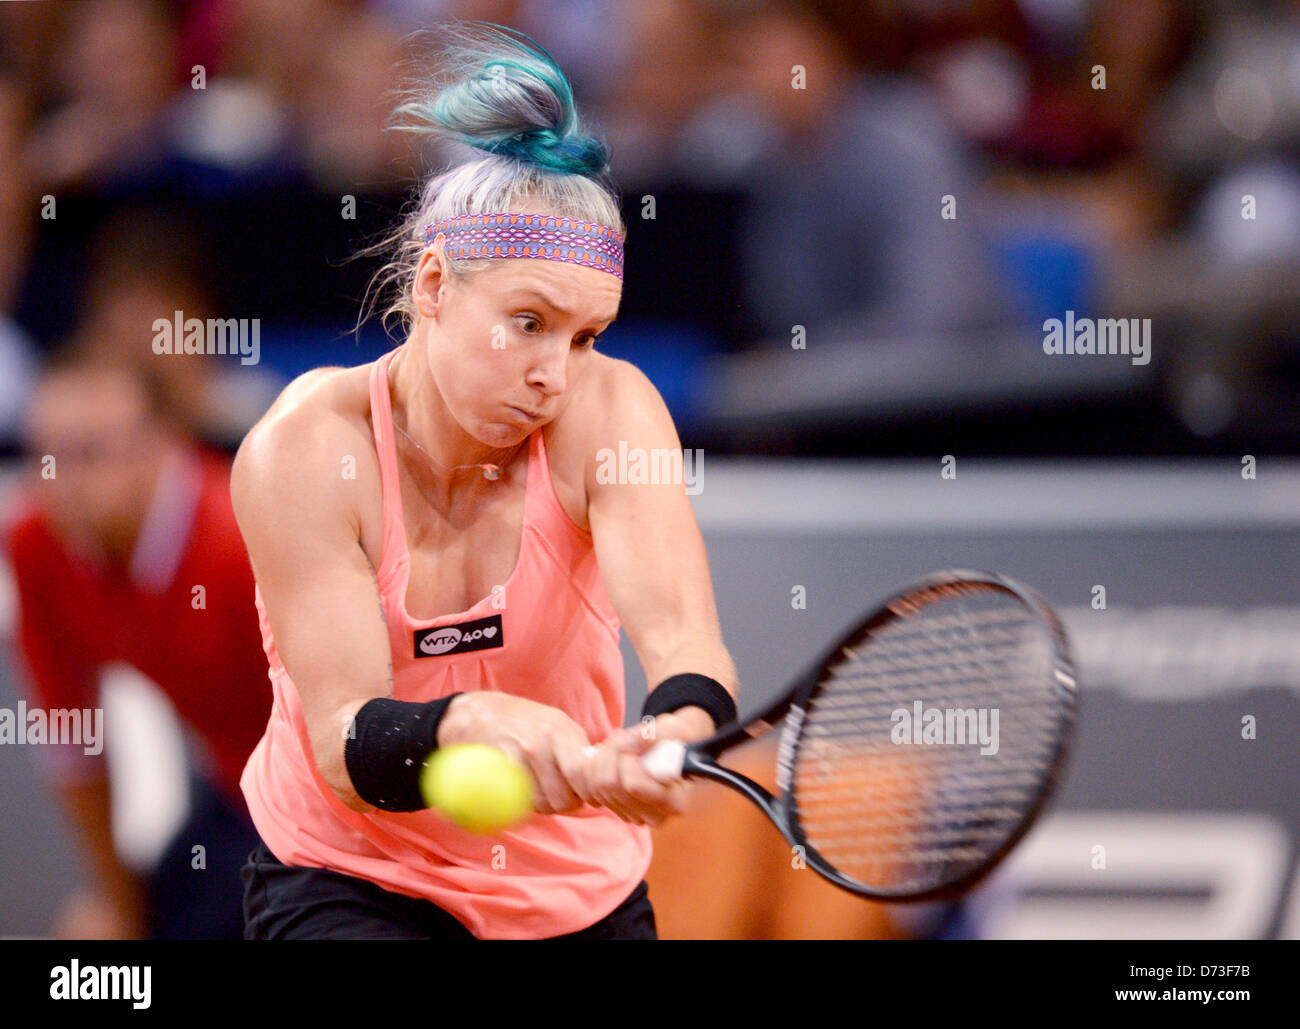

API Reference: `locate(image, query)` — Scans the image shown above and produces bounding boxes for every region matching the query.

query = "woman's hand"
[437,692,595,815]
[580,707,714,827]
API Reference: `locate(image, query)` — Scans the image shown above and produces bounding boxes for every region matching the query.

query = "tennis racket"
[642,570,1078,902]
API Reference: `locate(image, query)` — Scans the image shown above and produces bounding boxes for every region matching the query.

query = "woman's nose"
[526,343,568,396]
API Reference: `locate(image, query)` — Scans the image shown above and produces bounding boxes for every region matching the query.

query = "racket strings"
[790,592,1069,896]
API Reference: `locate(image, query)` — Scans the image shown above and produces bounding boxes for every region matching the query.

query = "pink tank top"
[240,350,652,939]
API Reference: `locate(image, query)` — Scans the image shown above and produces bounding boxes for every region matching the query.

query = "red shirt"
[3,449,272,806]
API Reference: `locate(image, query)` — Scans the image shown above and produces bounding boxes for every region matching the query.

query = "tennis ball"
[420,743,535,835]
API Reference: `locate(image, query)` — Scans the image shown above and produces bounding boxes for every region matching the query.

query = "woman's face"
[413,248,622,448]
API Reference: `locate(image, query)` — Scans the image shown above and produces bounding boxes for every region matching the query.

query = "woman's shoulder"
[231,363,380,516]
[547,354,653,459]
[544,353,678,523]
[242,364,373,452]
[558,353,668,439]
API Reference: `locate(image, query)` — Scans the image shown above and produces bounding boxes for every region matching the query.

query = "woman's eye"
[516,314,542,334]
[574,334,599,349]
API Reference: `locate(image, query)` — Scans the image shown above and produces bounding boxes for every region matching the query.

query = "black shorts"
[240,841,657,940]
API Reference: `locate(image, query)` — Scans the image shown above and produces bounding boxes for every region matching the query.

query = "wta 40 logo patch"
[414,615,504,658]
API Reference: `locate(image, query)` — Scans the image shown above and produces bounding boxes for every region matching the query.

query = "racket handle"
[642,740,687,783]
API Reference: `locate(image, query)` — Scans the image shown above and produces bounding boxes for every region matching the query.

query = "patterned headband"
[425,212,624,281]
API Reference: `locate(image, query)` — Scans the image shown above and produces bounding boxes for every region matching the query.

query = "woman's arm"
[231,396,396,812]
[582,359,739,825]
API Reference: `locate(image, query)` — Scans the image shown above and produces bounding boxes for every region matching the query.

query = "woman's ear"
[412,239,449,319]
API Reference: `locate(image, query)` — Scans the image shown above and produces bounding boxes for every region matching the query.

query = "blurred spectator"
[0,72,39,444]
[4,351,272,938]
[25,0,185,197]
[0,1,68,103]
[290,7,410,191]
[1152,0,1300,191]
[719,0,1013,343]
[1162,0,1300,264]
[64,203,281,449]
[595,0,755,350]
[599,0,742,187]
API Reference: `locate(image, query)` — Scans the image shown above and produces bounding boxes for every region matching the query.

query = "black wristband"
[343,694,462,812]
[641,673,736,730]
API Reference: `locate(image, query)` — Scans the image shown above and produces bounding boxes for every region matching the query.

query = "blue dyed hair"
[403,23,608,176]
[360,22,624,337]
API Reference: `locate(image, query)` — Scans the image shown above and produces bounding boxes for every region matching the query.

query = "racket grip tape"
[642,740,687,782]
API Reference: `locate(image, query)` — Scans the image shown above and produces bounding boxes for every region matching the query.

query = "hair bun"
[397,22,611,179]
[480,128,609,176]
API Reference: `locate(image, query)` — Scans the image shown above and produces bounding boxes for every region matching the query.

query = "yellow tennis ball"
[420,743,535,835]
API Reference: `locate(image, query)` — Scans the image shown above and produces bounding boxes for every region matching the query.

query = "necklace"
[392,417,506,481]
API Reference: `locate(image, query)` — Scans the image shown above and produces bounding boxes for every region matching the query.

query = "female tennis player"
[232,24,738,940]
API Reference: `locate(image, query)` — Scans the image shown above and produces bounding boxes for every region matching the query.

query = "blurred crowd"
[0,0,1298,455]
